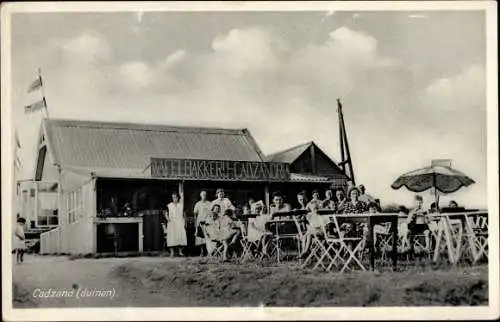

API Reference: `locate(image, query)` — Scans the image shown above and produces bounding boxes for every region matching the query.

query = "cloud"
[325,10,336,17]
[320,10,336,23]
[61,32,111,64]
[410,65,487,207]
[210,27,281,74]
[14,25,486,208]
[408,14,427,19]
[136,11,144,23]
[287,27,388,97]
[159,49,187,70]
[118,61,156,90]
[421,65,486,111]
[17,26,398,173]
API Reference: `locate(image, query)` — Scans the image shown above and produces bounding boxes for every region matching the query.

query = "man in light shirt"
[269,191,292,217]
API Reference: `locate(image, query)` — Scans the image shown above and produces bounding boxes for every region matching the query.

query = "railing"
[39,227,62,254]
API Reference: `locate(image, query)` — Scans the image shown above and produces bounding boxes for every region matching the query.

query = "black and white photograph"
[2,1,498,321]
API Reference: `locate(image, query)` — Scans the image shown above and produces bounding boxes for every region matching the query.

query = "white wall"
[41,175,96,254]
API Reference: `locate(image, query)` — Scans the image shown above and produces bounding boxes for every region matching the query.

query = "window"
[68,188,84,224]
[35,146,47,181]
[36,182,58,227]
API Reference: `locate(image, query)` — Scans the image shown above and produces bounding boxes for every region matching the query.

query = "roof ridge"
[266,140,313,158]
[44,118,247,135]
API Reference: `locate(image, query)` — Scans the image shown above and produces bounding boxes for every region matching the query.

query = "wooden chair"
[267,216,303,264]
[199,224,225,262]
[463,212,488,263]
[329,215,368,273]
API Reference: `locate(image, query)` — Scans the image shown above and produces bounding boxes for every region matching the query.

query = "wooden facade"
[31,119,349,255]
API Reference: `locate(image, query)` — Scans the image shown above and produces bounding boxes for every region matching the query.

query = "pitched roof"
[266,141,313,163]
[42,119,265,175]
[290,173,333,183]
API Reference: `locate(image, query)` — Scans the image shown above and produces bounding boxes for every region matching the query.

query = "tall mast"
[337,98,355,185]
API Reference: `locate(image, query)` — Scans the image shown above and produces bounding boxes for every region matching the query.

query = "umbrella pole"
[433,173,440,213]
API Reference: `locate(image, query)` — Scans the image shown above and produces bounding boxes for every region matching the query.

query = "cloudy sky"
[10,9,488,208]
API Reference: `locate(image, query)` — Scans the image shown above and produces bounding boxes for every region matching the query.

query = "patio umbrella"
[391,165,475,209]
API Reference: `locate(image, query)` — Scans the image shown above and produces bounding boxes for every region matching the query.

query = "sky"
[10,9,488,208]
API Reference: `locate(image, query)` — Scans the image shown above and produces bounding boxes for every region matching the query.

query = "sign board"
[151,158,291,181]
[431,159,452,167]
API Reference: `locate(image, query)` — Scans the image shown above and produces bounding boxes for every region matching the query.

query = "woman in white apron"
[165,192,187,257]
[193,190,211,256]
[14,217,27,264]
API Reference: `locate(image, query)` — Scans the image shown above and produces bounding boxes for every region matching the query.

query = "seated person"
[321,189,336,210]
[306,190,323,212]
[342,187,368,214]
[247,201,273,255]
[339,186,368,238]
[270,191,292,216]
[369,202,391,250]
[335,188,347,213]
[407,195,431,252]
[295,191,308,211]
[203,205,240,261]
[300,202,327,258]
[439,200,467,213]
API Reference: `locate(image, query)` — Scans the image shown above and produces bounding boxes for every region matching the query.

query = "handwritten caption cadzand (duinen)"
[32,287,116,299]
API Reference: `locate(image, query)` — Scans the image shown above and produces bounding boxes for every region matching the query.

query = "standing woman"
[14,216,27,264]
[166,191,187,257]
[193,190,211,256]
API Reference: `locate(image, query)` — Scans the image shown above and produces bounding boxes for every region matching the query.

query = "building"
[24,118,348,255]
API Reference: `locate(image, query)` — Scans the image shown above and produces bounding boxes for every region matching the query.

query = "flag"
[14,148,22,171]
[27,77,42,93]
[15,130,21,149]
[14,129,22,171]
[14,155,22,170]
[24,99,46,114]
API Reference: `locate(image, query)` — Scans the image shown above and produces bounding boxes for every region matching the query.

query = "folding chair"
[299,216,329,270]
[432,215,463,264]
[473,216,488,263]
[463,213,488,263]
[238,219,260,262]
[309,217,345,271]
[269,217,302,264]
[329,215,367,273]
[200,225,225,262]
[447,216,464,264]
[374,224,394,267]
[259,231,276,262]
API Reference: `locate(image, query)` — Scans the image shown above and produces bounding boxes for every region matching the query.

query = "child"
[407,195,431,252]
[14,217,26,264]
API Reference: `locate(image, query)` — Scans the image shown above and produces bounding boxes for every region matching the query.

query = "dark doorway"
[96,223,139,253]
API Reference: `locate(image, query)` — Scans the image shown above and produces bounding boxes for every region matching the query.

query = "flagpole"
[38,68,50,119]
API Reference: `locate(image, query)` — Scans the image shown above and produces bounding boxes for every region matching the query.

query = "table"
[333,214,399,271]
[265,217,307,263]
[432,211,488,264]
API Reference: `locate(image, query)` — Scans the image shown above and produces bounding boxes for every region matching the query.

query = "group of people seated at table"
[373,195,463,254]
[189,184,463,260]
[191,184,380,260]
